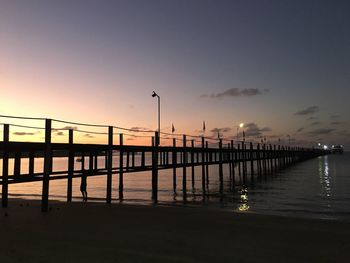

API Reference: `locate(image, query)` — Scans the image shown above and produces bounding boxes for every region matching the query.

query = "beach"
[0,200,349,263]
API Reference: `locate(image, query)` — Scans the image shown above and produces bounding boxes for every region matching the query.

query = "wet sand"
[0,200,349,263]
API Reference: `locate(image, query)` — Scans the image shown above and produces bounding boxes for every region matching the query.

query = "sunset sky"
[1,0,349,147]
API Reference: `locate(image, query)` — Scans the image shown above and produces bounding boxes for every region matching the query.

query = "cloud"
[201,88,269,99]
[204,123,271,139]
[52,126,77,136]
[294,106,319,116]
[307,128,335,136]
[330,121,344,125]
[63,126,78,130]
[161,134,173,139]
[13,132,35,136]
[53,126,78,131]
[296,127,304,133]
[310,122,321,126]
[338,130,350,136]
[330,115,339,119]
[267,134,281,138]
[210,127,232,133]
[130,126,153,132]
[307,116,318,121]
[244,123,272,137]
[209,127,232,138]
[260,127,272,132]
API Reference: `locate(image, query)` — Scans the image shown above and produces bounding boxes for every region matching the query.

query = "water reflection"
[238,187,250,211]
[319,155,332,199]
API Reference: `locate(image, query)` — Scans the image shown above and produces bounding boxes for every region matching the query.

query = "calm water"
[2,153,350,221]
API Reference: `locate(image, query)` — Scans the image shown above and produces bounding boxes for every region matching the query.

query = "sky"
[0,0,349,147]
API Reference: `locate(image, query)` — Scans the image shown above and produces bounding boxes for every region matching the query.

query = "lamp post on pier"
[152,91,160,146]
[236,123,244,142]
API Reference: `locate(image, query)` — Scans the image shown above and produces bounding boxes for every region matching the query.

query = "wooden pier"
[0,118,329,212]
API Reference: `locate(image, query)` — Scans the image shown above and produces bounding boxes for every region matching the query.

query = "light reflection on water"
[1,153,350,221]
[319,155,332,199]
[237,187,250,212]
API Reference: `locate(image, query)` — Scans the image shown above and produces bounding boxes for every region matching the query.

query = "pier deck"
[0,119,329,212]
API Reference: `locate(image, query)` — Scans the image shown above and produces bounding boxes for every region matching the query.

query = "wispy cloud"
[310,122,321,126]
[130,126,153,132]
[338,130,350,136]
[330,121,344,125]
[84,133,94,138]
[13,132,35,136]
[267,134,281,139]
[53,126,78,131]
[294,106,319,116]
[307,128,335,136]
[260,127,272,132]
[52,126,78,136]
[210,127,232,133]
[307,116,318,121]
[296,127,304,133]
[201,88,269,99]
[330,115,339,119]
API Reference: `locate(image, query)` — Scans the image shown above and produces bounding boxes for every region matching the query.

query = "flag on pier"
[172,124,175,133]
[203,121,206,132]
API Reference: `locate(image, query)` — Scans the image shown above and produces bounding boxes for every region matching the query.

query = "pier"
[0,116,329,212]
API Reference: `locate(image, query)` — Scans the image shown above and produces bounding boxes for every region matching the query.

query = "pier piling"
[1,124,9,208]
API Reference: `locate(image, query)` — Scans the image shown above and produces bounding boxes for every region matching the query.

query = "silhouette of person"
[80,171,88,202]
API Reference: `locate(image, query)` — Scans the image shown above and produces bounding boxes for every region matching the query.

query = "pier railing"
[0,117,329,212]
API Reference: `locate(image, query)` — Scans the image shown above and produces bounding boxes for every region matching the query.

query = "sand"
[0,200,349,263]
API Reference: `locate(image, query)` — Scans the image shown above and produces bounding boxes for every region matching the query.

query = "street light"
[236,123,244,141]
[152,91,160,146]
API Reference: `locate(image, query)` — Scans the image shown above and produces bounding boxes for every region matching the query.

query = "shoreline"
[5,194,350,222]
[1,199,349,262]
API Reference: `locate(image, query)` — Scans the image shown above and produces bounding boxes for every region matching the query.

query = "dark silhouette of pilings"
[172,138,177,192]
[237,143,241,180]
[242,142,247,184]
[41,119,52,212]
[219,139,223,195]
[1,124,9,208]
[119,133,124,201]
[250,142,254,183]
[201,137,206,195]
[230,140,235,192]
[67,129,74,202]
[228,142,232,183]
[182,135,187,201]
[257,143,262,177]
[152,132,159,203]
[205,141,209,187]
[107,126,113,203]
[191,139,195,190]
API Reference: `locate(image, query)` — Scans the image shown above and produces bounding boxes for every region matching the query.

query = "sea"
[2,152,350,221]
